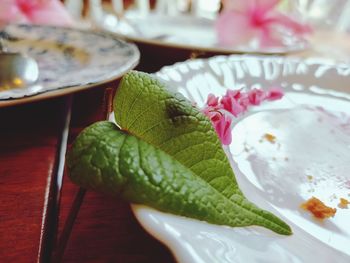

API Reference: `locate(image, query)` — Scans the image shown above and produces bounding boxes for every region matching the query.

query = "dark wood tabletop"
[0,96,68,262]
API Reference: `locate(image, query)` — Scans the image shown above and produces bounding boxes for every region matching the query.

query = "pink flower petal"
[201,106,223,123]
[206,93,219,107]
[238,93,250,110]
[221,94,245,117]
[248,88,266,105]
[207,110,222,122]
[215,10,255,46]
[213,113,233,145]
[266,87,284,100]
[226,89,241,100]
[202,86,284,145]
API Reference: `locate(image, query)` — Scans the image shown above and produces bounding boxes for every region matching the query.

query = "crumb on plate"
[338,198,349,209]
[301,197,336,219]
[264,133,276,143]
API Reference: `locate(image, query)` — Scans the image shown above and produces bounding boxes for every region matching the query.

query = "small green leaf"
[67,71,291,235]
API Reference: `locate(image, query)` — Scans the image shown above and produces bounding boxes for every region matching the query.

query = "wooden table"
[0,49,189,262]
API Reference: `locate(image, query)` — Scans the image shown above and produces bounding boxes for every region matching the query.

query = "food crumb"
[284,157,289,161]
[338,198,349,209]
[307,175,313,181]
[301,197,336,220]
[264,133,276,143]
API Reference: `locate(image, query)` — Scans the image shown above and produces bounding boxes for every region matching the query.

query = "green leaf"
[114,71,291,234]
[67,121,291,234]
[67,71,291,235]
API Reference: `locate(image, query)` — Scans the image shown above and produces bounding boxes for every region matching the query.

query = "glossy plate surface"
[131,56,350,263]
[104,13,308,54]
[0,24,139,106]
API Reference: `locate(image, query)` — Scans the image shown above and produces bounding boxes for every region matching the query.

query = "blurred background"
[59,0,350,71]
[63,0,350,32]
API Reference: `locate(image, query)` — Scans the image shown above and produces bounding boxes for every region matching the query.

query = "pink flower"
[0,0,73,26]
[209,111,223,123]
[206,93,220,107]
[221,90,245,117]
[212,112,233,145]
[216,0,312,47]
[201,85,284,145]
[266,87,284,100]
[237,93,250,110]
[248,88,266,105]
[226,89,242,100]
[201,108,233,145]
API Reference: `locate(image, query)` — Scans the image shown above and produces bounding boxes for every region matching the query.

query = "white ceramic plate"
[0,24,139,107]
[131,55,350,263]
[103,13,308,54]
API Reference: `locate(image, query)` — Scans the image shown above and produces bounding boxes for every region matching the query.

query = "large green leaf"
[67,71,291,235]
[114,71,291,234]
[67,121,291,235]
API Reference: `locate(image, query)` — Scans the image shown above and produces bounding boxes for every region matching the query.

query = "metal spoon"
[0,37,39,91]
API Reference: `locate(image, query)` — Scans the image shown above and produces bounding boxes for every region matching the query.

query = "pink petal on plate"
[215,10,255,46]
[266,87,284,100]
[248,88,266,105]
[201,106,222,122]
[206,93,219,107]
[226,89,242,100]
[221,93,245,117]
[238,93,250,110]
[209,111,223,123]
[213,113,233,145]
